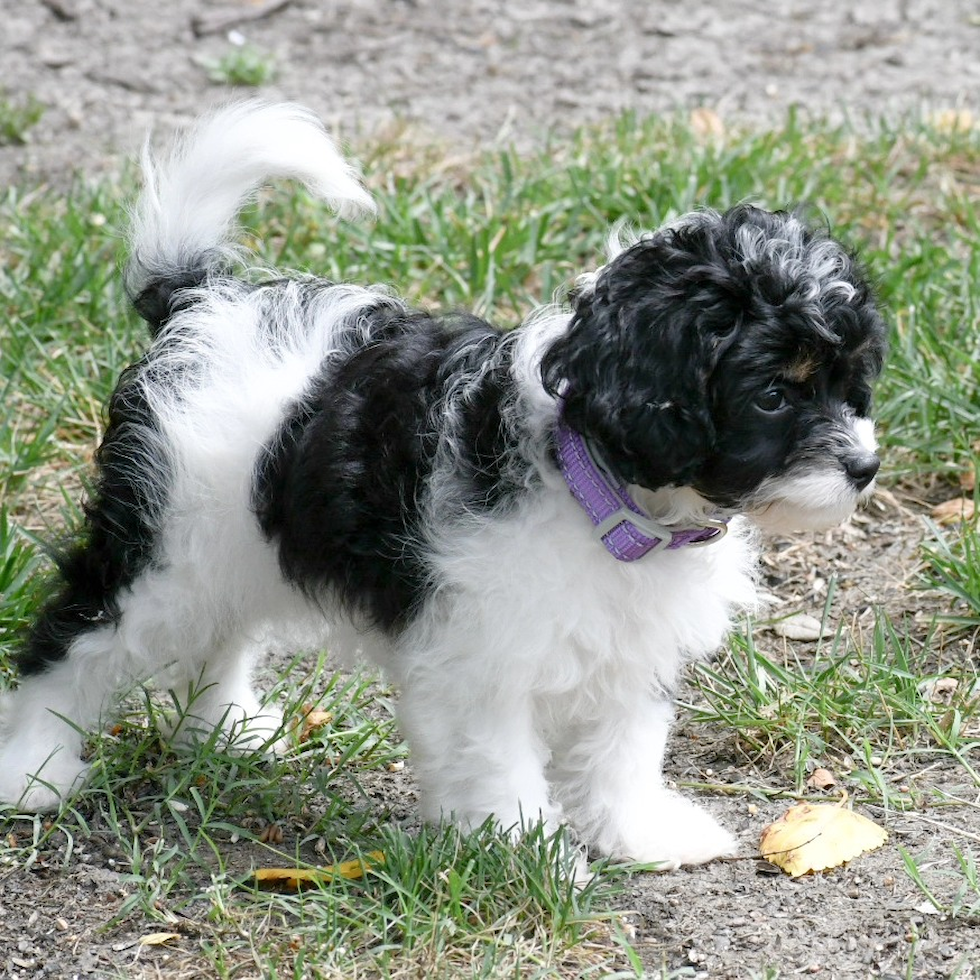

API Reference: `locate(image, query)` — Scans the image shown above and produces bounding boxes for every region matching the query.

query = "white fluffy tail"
[126,101,375,328]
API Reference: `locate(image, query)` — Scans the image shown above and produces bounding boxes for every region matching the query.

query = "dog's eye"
[754,387,788,413]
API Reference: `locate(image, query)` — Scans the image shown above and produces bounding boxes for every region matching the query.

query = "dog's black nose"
[844,453,880,491]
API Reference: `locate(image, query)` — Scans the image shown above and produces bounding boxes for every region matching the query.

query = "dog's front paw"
[604,792,737,870]
[0,748,89,812]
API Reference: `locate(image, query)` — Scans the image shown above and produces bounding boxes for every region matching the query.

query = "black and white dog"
[0,103,885,868]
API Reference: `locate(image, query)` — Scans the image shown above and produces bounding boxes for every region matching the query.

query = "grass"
[687,610,980,803]
[921,519,980,629]
[4,665,632,978]
[1,109,979,975]
[203,44,278,87]
[0,90,44,146]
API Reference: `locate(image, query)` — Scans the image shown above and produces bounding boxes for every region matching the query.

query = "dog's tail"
[125,100,375,336]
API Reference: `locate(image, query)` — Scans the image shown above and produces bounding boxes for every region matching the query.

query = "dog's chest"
[421,491,756,693]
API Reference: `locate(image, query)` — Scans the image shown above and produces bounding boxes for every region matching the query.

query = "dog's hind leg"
[0,549,291,811]
[0,621,129,811]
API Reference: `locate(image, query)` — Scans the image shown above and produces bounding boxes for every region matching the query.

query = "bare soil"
[3,0,979,188]
[2,2,979,978]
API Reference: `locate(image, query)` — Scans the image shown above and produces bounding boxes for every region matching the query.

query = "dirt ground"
[3,0,980,188]
[2,1,980,978]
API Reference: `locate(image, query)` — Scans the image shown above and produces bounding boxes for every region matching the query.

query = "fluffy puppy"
[0,103,886,867]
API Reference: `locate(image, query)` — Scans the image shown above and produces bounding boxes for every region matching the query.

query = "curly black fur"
[17,361,168,675]
[253,307,520,633]
[541,205,887,504]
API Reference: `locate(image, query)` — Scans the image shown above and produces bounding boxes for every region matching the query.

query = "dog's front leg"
[396,678,559,837]
[552,696,737,868]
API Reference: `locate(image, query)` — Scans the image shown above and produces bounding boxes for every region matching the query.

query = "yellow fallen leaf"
[931,497,976,525]
[139,932,181,946]
[254,851,385,891]
[297,704,334,744]
[759,794,887,877]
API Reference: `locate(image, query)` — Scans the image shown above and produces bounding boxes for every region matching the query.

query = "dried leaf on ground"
[690,106,724,140]
[253,851,386,891]
[759,795,887,877]
[919,676,959,704]
[139,932,181,946]
[929,108,976,132]
[930,497,976,524]
[770,612,830,642]
[296,704,334,743]
[806,768,837,791]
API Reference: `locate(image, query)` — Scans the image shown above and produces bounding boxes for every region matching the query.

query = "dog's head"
[541,205,887,531]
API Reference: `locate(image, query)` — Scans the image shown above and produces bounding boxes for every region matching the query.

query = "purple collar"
[554,417,729,562]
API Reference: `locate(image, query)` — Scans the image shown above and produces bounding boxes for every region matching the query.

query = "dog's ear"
[541,237,743,490]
